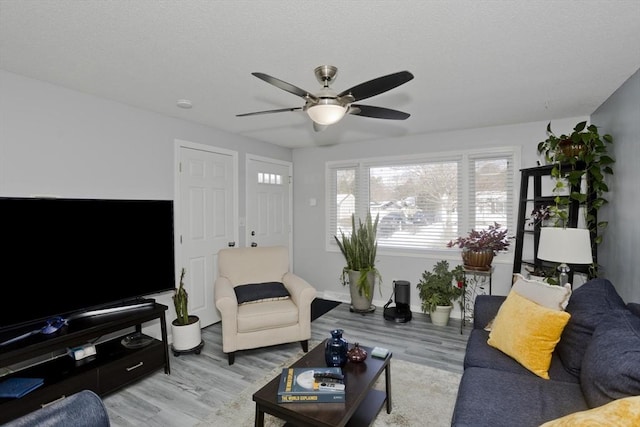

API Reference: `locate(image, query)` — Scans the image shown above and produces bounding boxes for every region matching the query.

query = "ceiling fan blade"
[349,104,410,120]
[252,72,317,101]
[236,107,303,117]
[338,71,414,102]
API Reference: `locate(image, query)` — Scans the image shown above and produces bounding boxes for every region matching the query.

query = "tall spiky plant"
[173,268,189,325]
[334,212,381,299]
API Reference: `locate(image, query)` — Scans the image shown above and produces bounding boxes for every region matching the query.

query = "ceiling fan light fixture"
[307,100,347,125]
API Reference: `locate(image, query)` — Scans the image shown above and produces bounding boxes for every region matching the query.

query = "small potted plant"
[537,121,614,247]
[526,205,553,228]
[171,268,203,355]
[334,212,382,312]
[416,260,465,326]
[447,222,510,271]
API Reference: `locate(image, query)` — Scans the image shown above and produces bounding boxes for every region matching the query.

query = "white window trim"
[325,146,521,258]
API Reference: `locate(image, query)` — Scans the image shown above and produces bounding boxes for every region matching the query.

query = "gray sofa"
[451,278,640,427]
[5,390,109,427]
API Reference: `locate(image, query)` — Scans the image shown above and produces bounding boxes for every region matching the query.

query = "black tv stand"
[0,302,170,424]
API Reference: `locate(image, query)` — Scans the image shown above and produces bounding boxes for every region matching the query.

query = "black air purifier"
[383,280,412,323]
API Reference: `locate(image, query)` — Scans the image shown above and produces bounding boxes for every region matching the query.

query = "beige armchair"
[214,246,316,365]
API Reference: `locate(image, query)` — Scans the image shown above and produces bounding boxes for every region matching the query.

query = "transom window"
[327,149,518,252]
[258,172,282,185]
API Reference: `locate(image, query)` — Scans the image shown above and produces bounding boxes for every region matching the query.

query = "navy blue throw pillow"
[580,310,640,408]
[234,282,290,304]
[556,278,626,377]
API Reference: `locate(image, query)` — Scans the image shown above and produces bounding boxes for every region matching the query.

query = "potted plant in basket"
[537,121,614,249]
[447,222,510,271]
[171,268,203,355]
[334,212,382,313]
[416,260,465,326]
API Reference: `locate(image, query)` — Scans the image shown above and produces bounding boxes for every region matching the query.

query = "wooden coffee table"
[253,340,392,427]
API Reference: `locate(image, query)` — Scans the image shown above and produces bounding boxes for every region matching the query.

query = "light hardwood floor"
[103,303,470,426]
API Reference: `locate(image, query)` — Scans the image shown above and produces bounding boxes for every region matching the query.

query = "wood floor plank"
[102,303,470,426]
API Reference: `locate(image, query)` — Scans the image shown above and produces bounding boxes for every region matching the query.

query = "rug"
[197,351,462,427]
[311,298,341,321]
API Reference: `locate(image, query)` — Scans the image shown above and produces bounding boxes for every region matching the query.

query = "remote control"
[318,382,345,391]
[315,376,343,384]
[313,372,344,381]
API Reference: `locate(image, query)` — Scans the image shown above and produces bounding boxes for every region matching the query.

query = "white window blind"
[327,149,518,252]
[367,158,462,249]
[466,152,515,235]
[329,166,359,239]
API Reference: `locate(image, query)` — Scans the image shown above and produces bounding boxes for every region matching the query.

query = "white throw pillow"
[511,273,572,310]
[484,274,571,332]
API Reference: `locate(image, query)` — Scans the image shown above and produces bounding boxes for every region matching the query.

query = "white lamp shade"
[307,102,347,125]
[537,227,593,264]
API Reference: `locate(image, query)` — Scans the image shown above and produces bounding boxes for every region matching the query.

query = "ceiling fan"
[237,65,414,131]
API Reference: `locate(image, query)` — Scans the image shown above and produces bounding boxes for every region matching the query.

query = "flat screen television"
[1,197,175,332]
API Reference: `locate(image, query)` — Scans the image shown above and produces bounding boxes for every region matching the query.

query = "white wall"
[291,116,589,316]
[592,68,640,303]
[0,70,293,334]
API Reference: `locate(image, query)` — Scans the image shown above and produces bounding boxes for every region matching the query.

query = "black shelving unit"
[0,302,169,424]
[512,164,596,285]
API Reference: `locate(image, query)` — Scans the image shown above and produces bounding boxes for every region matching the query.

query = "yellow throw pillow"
[540,395,640,426]
[487,290,571,379]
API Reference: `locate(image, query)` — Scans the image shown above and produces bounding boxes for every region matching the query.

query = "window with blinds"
[327,149,517,252]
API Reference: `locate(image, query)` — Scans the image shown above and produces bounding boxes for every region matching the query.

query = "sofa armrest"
[5,390,109,427]
[283,272,317,318]
[214,276,238,322]
[473,295,506,330]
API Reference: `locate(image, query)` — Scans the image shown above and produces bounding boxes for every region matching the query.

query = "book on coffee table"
[277,367,345,403]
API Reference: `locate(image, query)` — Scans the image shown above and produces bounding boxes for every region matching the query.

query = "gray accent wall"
[592,68,640,303]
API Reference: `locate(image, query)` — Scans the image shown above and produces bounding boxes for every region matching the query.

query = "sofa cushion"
[512,273,572,310]
[465,329,578,383]
[556,278,627,378]
[237,298,298,332]
[580,310,640,408]
[488,290,570,379]
[451,367,588,427]
[472,295,505,330]
[234,281,290,305]
[540,395,640,427]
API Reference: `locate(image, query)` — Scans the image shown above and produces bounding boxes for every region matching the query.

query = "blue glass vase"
[325,329,348,367]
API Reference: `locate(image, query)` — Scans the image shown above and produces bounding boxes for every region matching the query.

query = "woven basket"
[461,249,494,271]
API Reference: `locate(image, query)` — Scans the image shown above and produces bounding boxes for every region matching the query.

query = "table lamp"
[537,227,593,286]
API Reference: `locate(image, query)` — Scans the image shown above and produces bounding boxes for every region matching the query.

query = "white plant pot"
[429,305,453,326]
[171,316,202,351]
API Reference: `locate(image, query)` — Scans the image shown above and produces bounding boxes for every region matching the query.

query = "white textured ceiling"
[1,0,639,149]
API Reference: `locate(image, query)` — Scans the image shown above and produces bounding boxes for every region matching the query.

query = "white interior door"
[246,156,292,253]
[177,142,237,327]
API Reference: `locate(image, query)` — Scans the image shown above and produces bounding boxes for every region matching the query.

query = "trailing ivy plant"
[537,121,615,245]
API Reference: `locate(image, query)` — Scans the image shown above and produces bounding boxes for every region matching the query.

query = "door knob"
[251,242,258,247]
